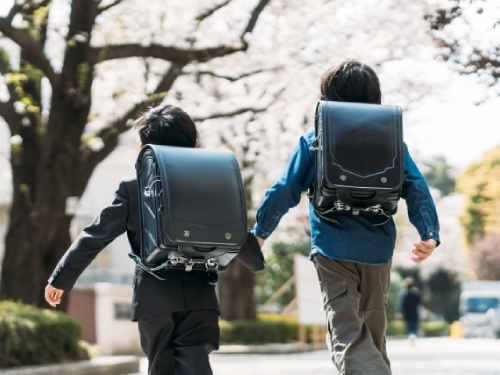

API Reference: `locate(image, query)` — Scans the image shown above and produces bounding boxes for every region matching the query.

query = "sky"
[403,78,500,170]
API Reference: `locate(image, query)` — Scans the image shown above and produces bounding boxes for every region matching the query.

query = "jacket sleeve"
[401,144,441,245]
[253,134,315,239]
[48,181,130,291]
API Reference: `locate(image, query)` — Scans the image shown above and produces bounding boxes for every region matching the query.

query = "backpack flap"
[319,101,403,208]
[135,144,248,280]
[152,145,248,258]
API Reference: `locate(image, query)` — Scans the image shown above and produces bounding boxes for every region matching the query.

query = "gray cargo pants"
[313,253,392,375]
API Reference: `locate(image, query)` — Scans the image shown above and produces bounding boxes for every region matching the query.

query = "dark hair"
[134,104,198,147]
[404,277,417,289]
[320,59,381,104]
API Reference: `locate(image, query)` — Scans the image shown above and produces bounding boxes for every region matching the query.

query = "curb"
[216,343,327,354]
[0,356,140,375]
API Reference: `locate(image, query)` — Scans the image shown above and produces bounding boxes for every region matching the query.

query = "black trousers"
[138,310,220,375]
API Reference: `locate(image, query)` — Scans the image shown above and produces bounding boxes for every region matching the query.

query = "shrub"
[220,315,451,345]
[0,301,83,369]
[386,320,407,337]
[387,320,450,338]
[421,321,450,337]
[221,314,328,345]
[220,318,298,345]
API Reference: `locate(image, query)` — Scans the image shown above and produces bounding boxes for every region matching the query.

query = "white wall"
[94,283,142,355]
[74,143,138,277]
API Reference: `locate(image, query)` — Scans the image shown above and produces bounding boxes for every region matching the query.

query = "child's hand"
[257,237,265,248]
[411,239,437,263]
[45,284,64,307]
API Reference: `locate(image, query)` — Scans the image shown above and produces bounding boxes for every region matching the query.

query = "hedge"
[0,301,85,369]
[220,314,451,345]
[385,320,450,337]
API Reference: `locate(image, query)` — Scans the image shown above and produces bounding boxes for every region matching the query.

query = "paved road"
[136,337,500,375]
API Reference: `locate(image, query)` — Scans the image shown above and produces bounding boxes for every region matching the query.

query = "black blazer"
[48,179,219,321]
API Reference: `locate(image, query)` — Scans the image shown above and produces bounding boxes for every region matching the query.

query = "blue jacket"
[253,130,440,265]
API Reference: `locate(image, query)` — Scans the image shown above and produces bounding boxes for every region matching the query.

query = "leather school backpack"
[130,144,263,284]
[308,100,404,222]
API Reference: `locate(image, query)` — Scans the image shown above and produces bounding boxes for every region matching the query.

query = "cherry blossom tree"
[1,0,495,316]
[0,0,271,311]
[426,0,500,90]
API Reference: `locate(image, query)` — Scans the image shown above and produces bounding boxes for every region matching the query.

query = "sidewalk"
[0,356,141,375]
[212,337,500,375]
[5,338,499,375]
[0,343,309,375]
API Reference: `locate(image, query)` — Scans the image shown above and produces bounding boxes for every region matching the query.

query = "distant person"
[45,104,263,375]
[252,59,440,374]
[397,277,422,344]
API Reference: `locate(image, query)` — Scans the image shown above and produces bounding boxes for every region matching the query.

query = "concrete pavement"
[386,337,500,375]
[209,337,500,375]
[3,337,499,375]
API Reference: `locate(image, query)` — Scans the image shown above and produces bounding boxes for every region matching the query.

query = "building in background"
[70,143,138,286]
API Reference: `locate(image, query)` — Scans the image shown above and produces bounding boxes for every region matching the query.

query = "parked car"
[459,281,500,339]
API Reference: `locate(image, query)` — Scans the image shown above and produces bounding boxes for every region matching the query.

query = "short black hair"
[320,59,381,104]
[134,104,198,147]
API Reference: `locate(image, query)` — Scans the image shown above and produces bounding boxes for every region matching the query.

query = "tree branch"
[0,19,59,86]
[153,62,186,93]
[97,0,125,15]
[84,62,186,169]
[192,106,268,122]
[92,0,271,65]
[240,0,272,39]
[92,43,245,64]
[192,86,285,122]
[3,0,52,23]
[195,0,233,24]
[188,68,266,82]
[5,4,21,23]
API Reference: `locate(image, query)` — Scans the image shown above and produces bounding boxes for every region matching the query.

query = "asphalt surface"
[135,337,500,375]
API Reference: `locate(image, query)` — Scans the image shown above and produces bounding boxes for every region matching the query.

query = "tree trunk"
[2,210,72,309]
[218,261,256,320]
[0,128,82,308]
[1,163,76,308]
[0,80,94,309]
[217,174,258,321]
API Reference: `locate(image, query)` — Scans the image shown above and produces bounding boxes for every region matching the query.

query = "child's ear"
[139,142,144,150]
[195,139,200,148]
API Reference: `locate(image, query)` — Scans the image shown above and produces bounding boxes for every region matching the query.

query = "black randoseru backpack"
[130,144,248,284]
[308,101,404,222]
